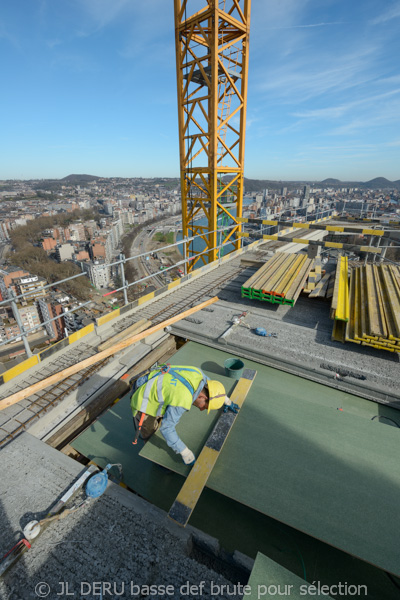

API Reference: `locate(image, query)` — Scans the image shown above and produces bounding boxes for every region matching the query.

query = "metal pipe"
[364,235,374,266]
[183,237,188,276]
[0,301,91,348]
[119,254,128,306]
[103,237,240,296]
[8,290,32,357]
[0,272,85,307]
[101,223,237,270]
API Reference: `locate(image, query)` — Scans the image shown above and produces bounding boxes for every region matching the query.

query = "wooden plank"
[0,296,219,412]
[308,272,331,298]
[168,368,257,527]
[285,258,314,302]
[326,273,335,299]
[47,336,177,450]
[97,318,151,352]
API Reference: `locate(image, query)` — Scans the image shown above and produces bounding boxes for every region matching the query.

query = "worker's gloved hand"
[223,396,240,414]
[180,447,196,465]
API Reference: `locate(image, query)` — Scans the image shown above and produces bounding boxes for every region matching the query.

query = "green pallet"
[250,288,264,300]
[283,298,295,306]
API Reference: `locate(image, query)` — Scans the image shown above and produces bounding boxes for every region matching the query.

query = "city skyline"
[1,0,399,181]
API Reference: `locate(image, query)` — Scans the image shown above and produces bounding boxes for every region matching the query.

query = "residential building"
[84,220,98,238]
[69,222,86,242]
[11,275,46,302]
[75,250,90,261]
[0,267,29,299]
[0,222,10,241]
[42,238,57,252]
[82,260,110,289]
[56,244,74,262]
[18,304,42,334]
[37,295,65,341]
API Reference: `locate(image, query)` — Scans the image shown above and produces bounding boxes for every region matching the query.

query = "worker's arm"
[223,395,240,413]
[159,406,187,454]
[160,406,195,464]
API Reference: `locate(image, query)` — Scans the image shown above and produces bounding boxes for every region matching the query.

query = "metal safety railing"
[0,207,396,359]
[0,222,242,357]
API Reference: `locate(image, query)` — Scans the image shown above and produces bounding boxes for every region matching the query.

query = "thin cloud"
[257,45,380,103]
[371,2,400,25]
[0,22,21,50]
[293,89,400,120]
[266,22,346,30]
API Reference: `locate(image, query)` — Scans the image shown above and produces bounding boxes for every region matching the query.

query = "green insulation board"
[247,552,333,600]
[139,342,400,577]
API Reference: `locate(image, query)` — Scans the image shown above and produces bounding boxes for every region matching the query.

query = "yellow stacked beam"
[243,253,287,291]
[241,253,315,305]
[336,256,350,322]
[330,257,349,321]
[284,257,314,302]
[344,265,400,353]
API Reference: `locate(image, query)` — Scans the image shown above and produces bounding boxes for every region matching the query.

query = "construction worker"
[130,364,239,465]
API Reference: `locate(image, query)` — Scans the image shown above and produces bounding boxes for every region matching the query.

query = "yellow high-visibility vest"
[130,365,207,417]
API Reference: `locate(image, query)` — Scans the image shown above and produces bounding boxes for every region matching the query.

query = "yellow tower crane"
[174,0,251,271]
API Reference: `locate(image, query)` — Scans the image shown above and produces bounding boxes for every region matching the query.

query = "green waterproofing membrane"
[247,552,333,600]
[140,342,400,577]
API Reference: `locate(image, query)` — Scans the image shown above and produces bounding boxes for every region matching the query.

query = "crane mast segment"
[174,0,251,270]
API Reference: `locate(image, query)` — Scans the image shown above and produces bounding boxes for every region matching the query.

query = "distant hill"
[243,176,399,192]
[61,174,100,184]
[362,177,394,189]
[320,178,341,185]
[27,173,400,193]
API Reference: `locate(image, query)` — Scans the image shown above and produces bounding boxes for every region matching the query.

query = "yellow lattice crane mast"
[174,0,251,271]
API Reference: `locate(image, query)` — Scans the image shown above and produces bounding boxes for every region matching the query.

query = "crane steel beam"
[174,0,251,271]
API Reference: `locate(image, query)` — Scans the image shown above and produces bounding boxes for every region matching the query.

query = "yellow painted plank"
[291,237,309,245]
[3,355,40,383]
[168,280,181,289]
[325,242,344,249]
[97,309,120,326]
[326,226,344,232]
[359,246,381,253]
[362,229,384,236]
[68,323,94,345]
[335,257,350,321]
[168,369,257,527]
[137,292,156,305]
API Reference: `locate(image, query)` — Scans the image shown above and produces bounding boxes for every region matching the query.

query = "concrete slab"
[0,433,245,600]
[169,295,400,406]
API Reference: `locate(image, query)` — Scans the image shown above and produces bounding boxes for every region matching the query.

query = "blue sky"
[1,0,399,182]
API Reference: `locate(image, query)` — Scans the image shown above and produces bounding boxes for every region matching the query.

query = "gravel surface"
[0,434,245,600]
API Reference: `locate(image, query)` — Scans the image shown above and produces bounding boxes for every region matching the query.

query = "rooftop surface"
[1,238,399,598]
